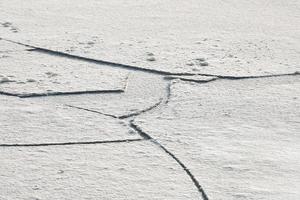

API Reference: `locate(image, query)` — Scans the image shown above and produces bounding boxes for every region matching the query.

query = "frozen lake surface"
[0,1,299,199]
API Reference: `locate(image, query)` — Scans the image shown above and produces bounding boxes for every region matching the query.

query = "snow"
[30,72,167,118]
[0,141,199,200]
[1,0,299,75]
[0,95,139,144]
[134,77,300,199]
[0,0,299,199]
[0,51,127,97]
[0,39,32,52]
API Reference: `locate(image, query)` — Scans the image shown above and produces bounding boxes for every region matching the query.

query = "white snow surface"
[0,0,299,76]
[0,0,299,199]
[134,77,300,199]
[0,95,139,144]
[31,72,167,118]
[0,39,32,52]
[0,51,127,97]
[0,142,199,199]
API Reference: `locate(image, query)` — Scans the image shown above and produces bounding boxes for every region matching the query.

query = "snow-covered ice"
[0,142,199,199]
[0,95,139,145]
[0,0,299,199]
[0,51,127,97]
[134,76,300,199]
[31,72,167,119]
[1,0,299,75]
[0,39,33,52]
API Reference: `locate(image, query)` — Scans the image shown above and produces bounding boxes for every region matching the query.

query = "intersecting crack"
[65,80,208,199]
[2,37,299,200]
[66,79,173,120]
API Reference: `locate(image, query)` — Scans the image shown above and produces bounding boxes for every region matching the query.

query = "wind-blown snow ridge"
[0,139,144,147]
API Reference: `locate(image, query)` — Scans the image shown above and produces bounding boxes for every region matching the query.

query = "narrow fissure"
[0,138,144,147]
[129,121,209,200]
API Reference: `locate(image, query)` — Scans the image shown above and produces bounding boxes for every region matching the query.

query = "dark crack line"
[30,47,300,79]
[164,76,218,84]
[129,121,152,140]
[66,105,119,119]
[0,48,35,53]
[213,71,300,80]
[67,98,164,120]
[158,144,209,200]
[32,47,299,80]
[3,38,298,80]
[3,37,297,200]
[0,38,181,76]
[0,89,124,98]
[29,48,196,76]
[0,91,19,97]
[129,121,209,200]
[0,138,144,147]
[67,98,210,197]
[164,81,173,105]
[118,98,163,119]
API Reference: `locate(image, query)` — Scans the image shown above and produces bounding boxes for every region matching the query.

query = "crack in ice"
[0,139,144,147]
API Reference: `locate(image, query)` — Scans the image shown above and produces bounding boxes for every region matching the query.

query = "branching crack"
[66,88,209,198]
[3,37,298,200]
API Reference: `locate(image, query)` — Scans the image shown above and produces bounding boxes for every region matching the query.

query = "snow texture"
[0,51,127,97]
[0,39,33,52]
[31,72,167,119]
[0,0,299,199]
[1,0,299,76]
[134,77,300,199]
[0,142,199,199]
[0,95,139,145]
